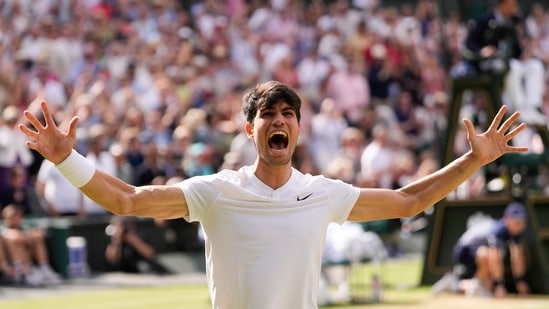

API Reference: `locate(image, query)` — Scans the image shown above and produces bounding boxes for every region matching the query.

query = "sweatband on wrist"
[514,275,526,283]
[55,149,95,188]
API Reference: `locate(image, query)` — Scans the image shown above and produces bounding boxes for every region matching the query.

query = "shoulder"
[293,168,355,189]
[181,166,251,187]
[491,219,509,236]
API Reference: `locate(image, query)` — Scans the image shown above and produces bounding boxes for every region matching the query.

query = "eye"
[283,110,295,117]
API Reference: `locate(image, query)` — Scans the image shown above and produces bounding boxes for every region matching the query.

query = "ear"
[244,122,254,139]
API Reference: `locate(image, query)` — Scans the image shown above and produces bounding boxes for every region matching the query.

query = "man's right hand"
[19,101,79,164]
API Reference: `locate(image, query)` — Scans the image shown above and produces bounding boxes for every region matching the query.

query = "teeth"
[268,131,287,138]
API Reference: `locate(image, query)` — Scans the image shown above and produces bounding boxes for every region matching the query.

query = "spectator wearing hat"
[433,202,530,298]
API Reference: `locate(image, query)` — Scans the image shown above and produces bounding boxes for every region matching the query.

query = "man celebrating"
[19,81,526,308]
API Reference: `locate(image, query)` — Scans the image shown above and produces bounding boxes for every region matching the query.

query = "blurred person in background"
[344,20,375,69]
[392,90,423,150]
[0,165,40,216]
[27,56,68,114]
[0,235,16,284]
[133,140,168,186]
[336,127,367,181]
[310,98,349,174]
[35,158,84,217]
[365,42,395,107]
[457,0,546,125]
[433,202,530,298]
[1,204,61,286]
[82,124,116,216]
[359,122,396,189]
[325,55,370,127]
[0,106,34,193]
[296,47,331,107]
[105,216,167,274]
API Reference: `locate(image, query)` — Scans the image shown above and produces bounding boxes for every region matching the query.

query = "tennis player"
[19,81,527,308]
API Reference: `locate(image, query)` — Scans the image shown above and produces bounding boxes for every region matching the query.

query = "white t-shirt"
[37,160,82,214]
[179,166,360,309]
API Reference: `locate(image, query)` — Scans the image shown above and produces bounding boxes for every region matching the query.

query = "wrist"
[55,149,96,187]
[464,151,484,168]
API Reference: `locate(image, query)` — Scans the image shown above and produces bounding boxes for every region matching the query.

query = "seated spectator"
[433,202,530,298]
[0,166,40,216]
[105,216,168,274]
[0,237,15,284]
[1,204,62,286]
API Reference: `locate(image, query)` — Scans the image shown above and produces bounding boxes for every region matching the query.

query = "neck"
[253,160,293,190]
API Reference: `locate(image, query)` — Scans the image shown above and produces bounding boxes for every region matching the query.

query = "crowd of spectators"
[0,0,549,283]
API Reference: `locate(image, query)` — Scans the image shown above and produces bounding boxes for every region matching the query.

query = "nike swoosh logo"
[297,193,313,201]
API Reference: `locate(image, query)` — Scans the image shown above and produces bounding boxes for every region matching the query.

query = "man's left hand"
[464,105,528,165]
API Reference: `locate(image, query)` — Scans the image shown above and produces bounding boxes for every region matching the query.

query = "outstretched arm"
[349,105,528,221]
[19,101,188,219]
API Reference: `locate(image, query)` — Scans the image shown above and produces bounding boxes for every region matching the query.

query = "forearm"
[510,243,527,278]
[80,169,136,215]
[398,151,483,215]
[82,173,187,219]
[105,241,122,264]
[56,150,187,219]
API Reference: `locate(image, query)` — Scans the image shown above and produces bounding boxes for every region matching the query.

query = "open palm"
[19,101,79,164]
[464,105,528,165]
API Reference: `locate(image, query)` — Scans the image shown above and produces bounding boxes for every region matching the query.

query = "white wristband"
[55,149,95,188]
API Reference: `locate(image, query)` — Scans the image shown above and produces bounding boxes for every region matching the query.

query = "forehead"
[258,101,294,111]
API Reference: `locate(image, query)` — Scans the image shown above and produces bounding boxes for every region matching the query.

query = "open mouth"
[268,131,289,150]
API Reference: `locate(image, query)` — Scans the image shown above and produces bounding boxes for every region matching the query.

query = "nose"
[272,111,284,125]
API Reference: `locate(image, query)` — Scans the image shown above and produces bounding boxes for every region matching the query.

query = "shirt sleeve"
[177,174,220,222]
[326,180,361,224]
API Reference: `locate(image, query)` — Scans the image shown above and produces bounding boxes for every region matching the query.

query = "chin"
[263,154,291,166]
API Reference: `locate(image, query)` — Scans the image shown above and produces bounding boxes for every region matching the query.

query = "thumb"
[66,116,80,139]
[462,118,476,140]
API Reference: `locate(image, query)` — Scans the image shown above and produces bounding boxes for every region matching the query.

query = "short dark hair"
[242,80,301,125]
